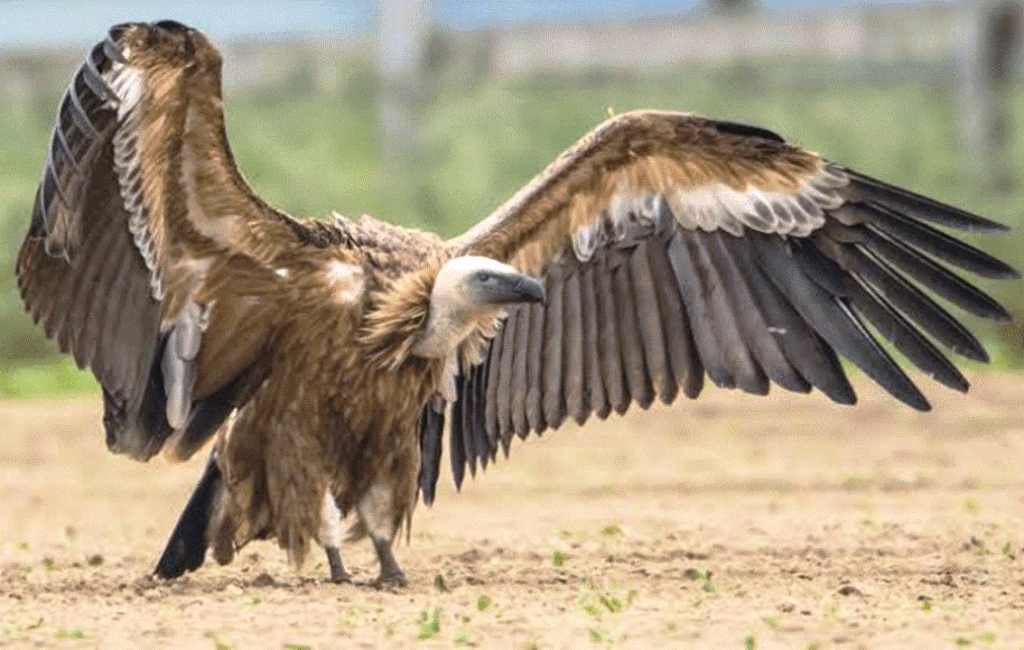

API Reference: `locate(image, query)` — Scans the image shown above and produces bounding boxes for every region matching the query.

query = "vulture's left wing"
[420,110,1018,502]
[16,22,317,461]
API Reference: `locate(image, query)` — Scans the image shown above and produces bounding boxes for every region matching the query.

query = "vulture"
[16,21,1019,587]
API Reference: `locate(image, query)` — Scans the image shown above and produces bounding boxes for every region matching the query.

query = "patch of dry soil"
[2,374,1024,649]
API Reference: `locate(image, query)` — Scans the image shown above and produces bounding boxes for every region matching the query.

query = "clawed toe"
[371,571,408,589]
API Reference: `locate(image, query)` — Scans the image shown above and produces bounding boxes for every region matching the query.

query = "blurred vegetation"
[1,48,1022,398]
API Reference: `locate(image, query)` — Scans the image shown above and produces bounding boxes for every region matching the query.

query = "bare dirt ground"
[2,373,1024,650]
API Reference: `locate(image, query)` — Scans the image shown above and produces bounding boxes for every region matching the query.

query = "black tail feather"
[154,455,220,579]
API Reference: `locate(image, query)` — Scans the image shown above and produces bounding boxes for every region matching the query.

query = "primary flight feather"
[16,21,1018,586]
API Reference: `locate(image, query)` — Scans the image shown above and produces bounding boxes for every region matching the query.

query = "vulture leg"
[153,454,220,579]
[370,536,407,589]
[324,547,347,583]
[317,491,350,583]
[356,483,408,588]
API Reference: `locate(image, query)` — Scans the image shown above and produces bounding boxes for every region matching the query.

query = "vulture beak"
[514,275,546,304]
[488,273,546,305]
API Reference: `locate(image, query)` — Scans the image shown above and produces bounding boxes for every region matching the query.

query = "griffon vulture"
[16,21,1019,587]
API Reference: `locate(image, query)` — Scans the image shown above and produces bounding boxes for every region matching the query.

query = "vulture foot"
[371,569,409,589]
[325,546,351,584]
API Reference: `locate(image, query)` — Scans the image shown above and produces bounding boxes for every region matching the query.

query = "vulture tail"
[154,455,220,579]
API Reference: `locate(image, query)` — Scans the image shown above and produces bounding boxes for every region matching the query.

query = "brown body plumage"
[17,22,1018,585]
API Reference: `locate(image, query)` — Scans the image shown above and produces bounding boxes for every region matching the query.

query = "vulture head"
[413,256,545,359]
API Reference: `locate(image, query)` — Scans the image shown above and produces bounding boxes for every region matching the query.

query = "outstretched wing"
[419,110,1018,502]
[16,22,313,461]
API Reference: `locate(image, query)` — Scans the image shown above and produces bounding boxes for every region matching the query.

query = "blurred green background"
[1,2,1023,398]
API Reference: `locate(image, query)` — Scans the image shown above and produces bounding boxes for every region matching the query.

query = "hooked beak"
[488,274,546,305]
[515,275,546,304]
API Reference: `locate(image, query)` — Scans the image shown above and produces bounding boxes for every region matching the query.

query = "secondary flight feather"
[16,21,1018,586]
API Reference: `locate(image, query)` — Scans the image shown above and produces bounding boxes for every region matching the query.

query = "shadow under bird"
[16,21,1020,587]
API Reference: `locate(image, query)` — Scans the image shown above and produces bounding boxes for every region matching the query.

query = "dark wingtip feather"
[856,222,1013,323]
[449,391,467,491]
[419,404,444,506]
[797,236,971,394]
[996,263,1022,281]
[755,235,931,411]
[829,385,858,406]
[154,456,219,579]
[101,344,173,462]
[458,370,478,479]
[845,169,1013,234]
[842,312,932,412]
[857,203,1018,280]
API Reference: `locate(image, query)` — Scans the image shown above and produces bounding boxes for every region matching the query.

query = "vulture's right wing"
[16,22,314,461]
[420,110,1019,501]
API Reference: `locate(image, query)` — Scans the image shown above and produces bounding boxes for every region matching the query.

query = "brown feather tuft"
[360,260,443,370]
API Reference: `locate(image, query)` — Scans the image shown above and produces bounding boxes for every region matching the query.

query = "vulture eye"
[476,271,496,284]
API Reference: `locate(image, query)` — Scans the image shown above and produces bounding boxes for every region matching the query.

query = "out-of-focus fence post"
[703,0,759,14]
[959,1,1022,193]
[703,0,762,93]
[375,0,433,190]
